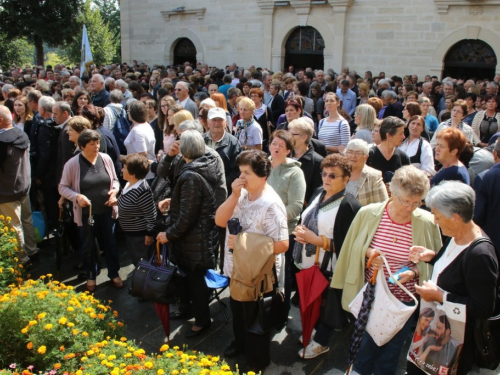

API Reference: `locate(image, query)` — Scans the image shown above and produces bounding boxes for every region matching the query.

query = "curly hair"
[320,154,352,178]
[236,150,272,178]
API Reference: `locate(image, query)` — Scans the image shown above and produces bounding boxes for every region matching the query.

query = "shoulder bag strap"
[381,255,419,305]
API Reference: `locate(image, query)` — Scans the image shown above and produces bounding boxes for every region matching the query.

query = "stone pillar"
[329,0,353,72]
[257,1,275,70]
[120,0,131,62]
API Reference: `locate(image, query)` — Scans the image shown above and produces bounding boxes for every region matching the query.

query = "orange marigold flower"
[27,342,33,350]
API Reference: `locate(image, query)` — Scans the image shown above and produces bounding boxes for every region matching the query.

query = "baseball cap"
[208,107,226,120]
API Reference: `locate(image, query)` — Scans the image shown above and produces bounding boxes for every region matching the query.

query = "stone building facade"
[120,0,500,79]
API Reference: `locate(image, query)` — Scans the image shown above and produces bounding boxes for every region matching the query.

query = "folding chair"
[205,269,230,323]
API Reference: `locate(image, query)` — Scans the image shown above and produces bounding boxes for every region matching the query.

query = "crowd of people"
[0,60,499,374]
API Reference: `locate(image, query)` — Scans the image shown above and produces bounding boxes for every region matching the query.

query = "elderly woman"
[118,153,156,268]
[331,165,442,375]
[345,139,388,206]
[407,181,499,375]
[398,115,435,177]
[470,94,500,147]
[318,93,350,154]
[431,127,469,186]
[215,150,289,373]
[288,118,324,205]
[431,99,479,148]
[125,101,156,181]
[157,130,220,338]
[59,129,122,292]
[66,116,91,152]
[267,130,306,322]
[235,97,263,151]
[294,154,362,359]
[353,104,376,143]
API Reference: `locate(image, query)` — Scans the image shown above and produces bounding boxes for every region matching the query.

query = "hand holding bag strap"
[381,255,419,306]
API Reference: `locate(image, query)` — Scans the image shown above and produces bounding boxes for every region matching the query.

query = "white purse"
[349,255,418,346]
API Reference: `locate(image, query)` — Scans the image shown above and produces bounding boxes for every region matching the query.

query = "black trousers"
[230,296,271,371]
[178,269,211,327]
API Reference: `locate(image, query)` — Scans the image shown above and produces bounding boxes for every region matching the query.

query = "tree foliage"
[0,0,82,65]
[60,0,116,66]
[93,0,121,62]
[0,34,34,69]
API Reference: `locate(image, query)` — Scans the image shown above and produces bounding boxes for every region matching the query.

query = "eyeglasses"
[345,150,364,157]
[250,94,260,98]
[321,172,344,180]
[395,195,422,209]
[290,133,301,136]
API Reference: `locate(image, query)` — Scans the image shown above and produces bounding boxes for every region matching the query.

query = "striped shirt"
[365,206,417,301]
[318,118,350,148]
[117,180,157,235]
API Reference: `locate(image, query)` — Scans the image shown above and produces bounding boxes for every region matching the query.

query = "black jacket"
[56,122,76,182]
[308,188,362,258]
[91,89,110,108]
[203,131,241,194]
[0,127,30,203]
[166,152,219,272]
[35,118,61,187]
[294,145,324,205]
[270,94,285,126]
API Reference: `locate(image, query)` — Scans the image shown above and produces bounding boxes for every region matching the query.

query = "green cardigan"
[330,201,443,312]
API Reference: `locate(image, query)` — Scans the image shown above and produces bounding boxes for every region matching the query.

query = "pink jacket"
[58,152,120,226]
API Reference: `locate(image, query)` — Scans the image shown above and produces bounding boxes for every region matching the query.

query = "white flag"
[80,24,94,79]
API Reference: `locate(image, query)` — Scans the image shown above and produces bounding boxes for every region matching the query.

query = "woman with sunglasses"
[294,153,361,359]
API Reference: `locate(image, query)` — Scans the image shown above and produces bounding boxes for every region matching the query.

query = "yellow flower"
[171,371,179,375]
[28,320,37,326]
[6,216,11,221]
[110,369,119,375]
[53,364,61,370]
[47,273,52,277]
[181,370,188,374]
[82,331,89,337]
[87,350,95,356]
[58,316,67,325]
[37,345,47,354]
[67,322,75,327]
[67,307,74,312]
[247,372,256,375]
[21,327,28,334]
[45,324,53,330]
[72,329,79,335]
[157,370,165,375]
[144,362,154,369]
[76,371,82,375]
[160,344,169,352]
[166,353,174,358]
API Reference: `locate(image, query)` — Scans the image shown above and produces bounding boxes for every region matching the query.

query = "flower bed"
[0,277,236,374]
[0,215,25,290]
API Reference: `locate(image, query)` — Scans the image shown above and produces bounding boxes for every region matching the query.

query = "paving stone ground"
[30,236,499,375]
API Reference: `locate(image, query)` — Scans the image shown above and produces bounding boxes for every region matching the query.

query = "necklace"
[387,206,410,243]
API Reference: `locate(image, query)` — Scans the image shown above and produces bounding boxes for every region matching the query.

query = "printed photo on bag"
[407,299,466,375]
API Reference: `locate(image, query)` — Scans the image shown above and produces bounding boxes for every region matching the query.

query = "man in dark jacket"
[269,81,285,127]
[0,105,37,263]
[35,96,61,229]
[53,101,74,181]
[203,107,241,194]
[90,74,110,108]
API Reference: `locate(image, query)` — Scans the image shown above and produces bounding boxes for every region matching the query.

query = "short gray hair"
[178,119,204,134]
[200,98,216,109]
[288,118,313,144]
[2,84,14,93]
[390,165,430,199]
[381,90,397,99]
[115,79,128,89]
[39,96,56,112]
[180,129,205,160]
[425,181,475,222]
[110,89,124,103]
[346,139,370,155]
[54,101,71,114]
[92,74,104,83]
[69,76,80,82]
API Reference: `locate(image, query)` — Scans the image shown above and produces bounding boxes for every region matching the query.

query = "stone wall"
[120,0,500,77]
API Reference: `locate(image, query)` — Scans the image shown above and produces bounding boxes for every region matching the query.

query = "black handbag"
[473,315,500,369]
[130,241,181,304]
[246,266,285,335]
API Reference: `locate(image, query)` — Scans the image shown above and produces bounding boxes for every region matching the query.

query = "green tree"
[93,0,121,61]
[0,0,82,66]
[0,34,34,69]
[61,0,116,66]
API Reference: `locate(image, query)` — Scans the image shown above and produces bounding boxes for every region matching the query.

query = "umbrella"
[346,250,380,374]
[296,247,330,356]
[155,303,171,343]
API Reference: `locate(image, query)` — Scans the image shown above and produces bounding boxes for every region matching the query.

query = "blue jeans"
[353,301,416,375]
[78,211,120,280]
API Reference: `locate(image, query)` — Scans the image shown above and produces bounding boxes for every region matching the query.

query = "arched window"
[284,27,324,71]
[173,38,196,66]
[443,40,497,80]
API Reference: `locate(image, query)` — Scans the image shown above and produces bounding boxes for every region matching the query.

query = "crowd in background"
[0,60,499,375]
